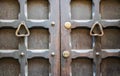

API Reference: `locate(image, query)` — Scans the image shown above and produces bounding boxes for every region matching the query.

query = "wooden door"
[0,0,60,76]
[61,0,120,76]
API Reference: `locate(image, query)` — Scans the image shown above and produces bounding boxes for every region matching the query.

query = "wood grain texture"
[0,0,20,19]
[28,58,49,76]
[72,58,93,76]
[71,0,92,20]
[101,57,120,76]
[101,28,120,49]
[71,28,92,49]
[0,58,20,76]
[27,0,49,19]
[0,28,19,49]
[100,0,120,19]
[28,28,49,49]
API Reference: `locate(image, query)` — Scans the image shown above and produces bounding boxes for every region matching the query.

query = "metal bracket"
[90,22,104,36]
[16,22,30,37]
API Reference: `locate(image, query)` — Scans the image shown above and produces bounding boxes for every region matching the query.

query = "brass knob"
[63,51,70,58]
[64,22,71,29]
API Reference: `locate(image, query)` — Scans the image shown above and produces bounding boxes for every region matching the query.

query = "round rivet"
[51,21,55,26]
[20,52,25,56]
[51,52,55,56]
[63,51,70,58]
[64,22,71,29]
[96,52,100,55]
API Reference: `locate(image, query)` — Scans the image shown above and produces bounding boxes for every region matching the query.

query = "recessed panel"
[28,28,49,49]
[100,0,120,19]
[71,0,92,20]
[27,0,49,19]
[72,58,93,76]
[0,58,20,76]
[101,57,120,76]
[101,28,120,49]
[0,28,19,49]
[71,28,92,49]
[28,58,50,76]
[0,0,20,19]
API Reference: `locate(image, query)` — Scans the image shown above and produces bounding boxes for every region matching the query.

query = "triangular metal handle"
[16,22,30,37]
[90,22,104,36]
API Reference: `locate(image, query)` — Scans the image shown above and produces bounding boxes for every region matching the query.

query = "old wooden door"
[0,0,60,76]
[61,0,120,76]
[0,0,120,76]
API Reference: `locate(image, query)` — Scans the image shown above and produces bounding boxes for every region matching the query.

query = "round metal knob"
[51,52,55,56]
[51,21,55,26]
[20,52,25,56]
[63,51,70,58]
[96,52,100,55]
[64,22,71,29]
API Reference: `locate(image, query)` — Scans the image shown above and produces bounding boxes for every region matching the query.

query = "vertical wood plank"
[93,36,102,76]
[18,37,28,76]
[49,0,60,76]
[61,0,71,76]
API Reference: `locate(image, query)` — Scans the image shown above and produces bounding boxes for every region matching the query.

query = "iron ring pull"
[90,22,104,36]
[15,21,30,37]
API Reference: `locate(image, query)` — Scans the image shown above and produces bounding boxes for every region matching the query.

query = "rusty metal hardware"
[51,52,55,56]
[16,22,30,37]
[20,52,25,56]
[64,22,71,29]
[63,51,70,58]
[90,22,104,36]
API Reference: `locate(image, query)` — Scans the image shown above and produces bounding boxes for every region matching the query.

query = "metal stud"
[64,22,71,29]
[20,52,25,56]
[51,21,55,26]
[63,51,70,58]
[51,52,55,56]
[96,52,100,55]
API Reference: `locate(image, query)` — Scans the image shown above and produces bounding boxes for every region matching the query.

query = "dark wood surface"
[72,58,93,76]
[0,0,19,19]
[0,0,119,76]
[100,0,120,19]
[28,28,49,49]
[0,0,60,76]
[61,0,120,76]
[0,28,19,49]
[28,58,49,76]
[27,0,49,19]
[0,58,20,76]
[71,0,92,20]
[101,57,120,76]
[101,28,120,49]
[71,28,92,49]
